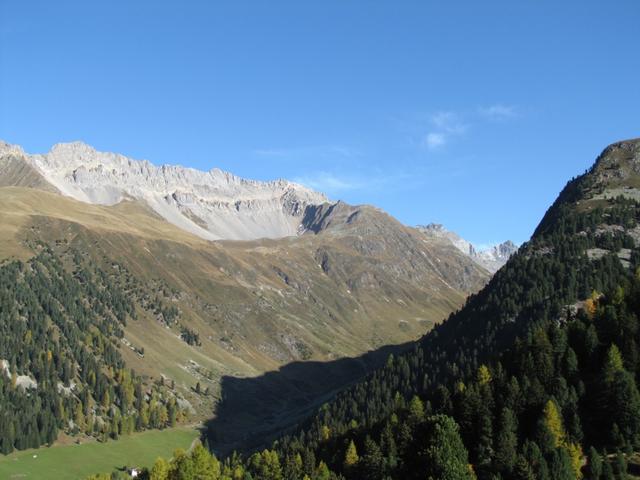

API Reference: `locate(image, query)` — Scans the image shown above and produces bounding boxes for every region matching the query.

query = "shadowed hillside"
[205,342,414,455]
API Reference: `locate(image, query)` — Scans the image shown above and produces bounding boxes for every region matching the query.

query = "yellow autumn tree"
[232,465,245,480]
[543,399,565,448]
[477,364,492,385]
[149,457,169,480]
[585,289,601,318]
[344,440,359,468]
[543,399,583,479]
[567,442,584,480]
[408,395,425,424]
[604,344,624,383]
[584,298,597,318]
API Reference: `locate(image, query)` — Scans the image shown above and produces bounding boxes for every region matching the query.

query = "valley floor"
[0,426,199,480]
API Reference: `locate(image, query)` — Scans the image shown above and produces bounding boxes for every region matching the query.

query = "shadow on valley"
[204,341,414,456]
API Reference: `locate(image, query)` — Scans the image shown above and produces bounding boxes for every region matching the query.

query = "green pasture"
[0,427,199,479]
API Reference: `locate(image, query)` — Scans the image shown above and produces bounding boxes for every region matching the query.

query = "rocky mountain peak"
[416,223,516,273]
[6,141,329,241]
[419,223,446,232]
[535,138,640,238]
[0,140,25,158]
[590,138,640,190]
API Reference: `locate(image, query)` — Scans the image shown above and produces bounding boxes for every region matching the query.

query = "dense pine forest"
[113,145,640,479]
[0,245,189,454]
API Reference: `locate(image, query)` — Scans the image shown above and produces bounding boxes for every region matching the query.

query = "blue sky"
[1,1,639,245]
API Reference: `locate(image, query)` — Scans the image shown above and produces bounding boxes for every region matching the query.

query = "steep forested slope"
[140,139,640,480]
[0,246,189,454]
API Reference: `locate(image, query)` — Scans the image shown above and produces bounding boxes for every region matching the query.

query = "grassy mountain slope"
[0,151,489,450]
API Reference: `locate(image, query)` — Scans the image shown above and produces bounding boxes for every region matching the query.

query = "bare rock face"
[416,223,517,273]
[0,140,25,158]
[16,141,328,241]
[475,240,518,272]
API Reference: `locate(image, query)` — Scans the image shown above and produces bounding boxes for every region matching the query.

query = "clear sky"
[1,1,639,245]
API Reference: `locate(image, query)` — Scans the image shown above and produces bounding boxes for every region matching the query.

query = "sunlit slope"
[0,185,489,421]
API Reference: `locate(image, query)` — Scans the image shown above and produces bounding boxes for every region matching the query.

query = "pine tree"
[494,407,518,474]
[523,440,550,480]
[513,456,536,480]
[587,447,603,480]
[548,448,575,480]
[602,454,615,480]
[608,369,640,446]
[420,415,476,480]
[613,451,627,480]
[361,436,384,480]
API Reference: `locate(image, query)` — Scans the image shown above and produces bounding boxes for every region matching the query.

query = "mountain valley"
[3,137,640,480]
[0,140,504,456]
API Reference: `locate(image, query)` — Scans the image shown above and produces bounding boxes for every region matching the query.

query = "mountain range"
[0,140,514,448]
[3,137,640,480]
[0,140,327,241]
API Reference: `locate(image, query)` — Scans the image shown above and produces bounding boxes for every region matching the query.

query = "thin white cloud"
[420,104,519,150]
[430,111,468,134]
[253,148,289,156]
[478,104,518,120]
[253,145,361,159]
[294,170,418,196]
[423,111,468,150]
[424,132,446,149]
[430,111,457,129]
[294,172,363,193]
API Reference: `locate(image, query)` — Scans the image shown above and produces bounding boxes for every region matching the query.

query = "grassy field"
[0,427,199,480]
